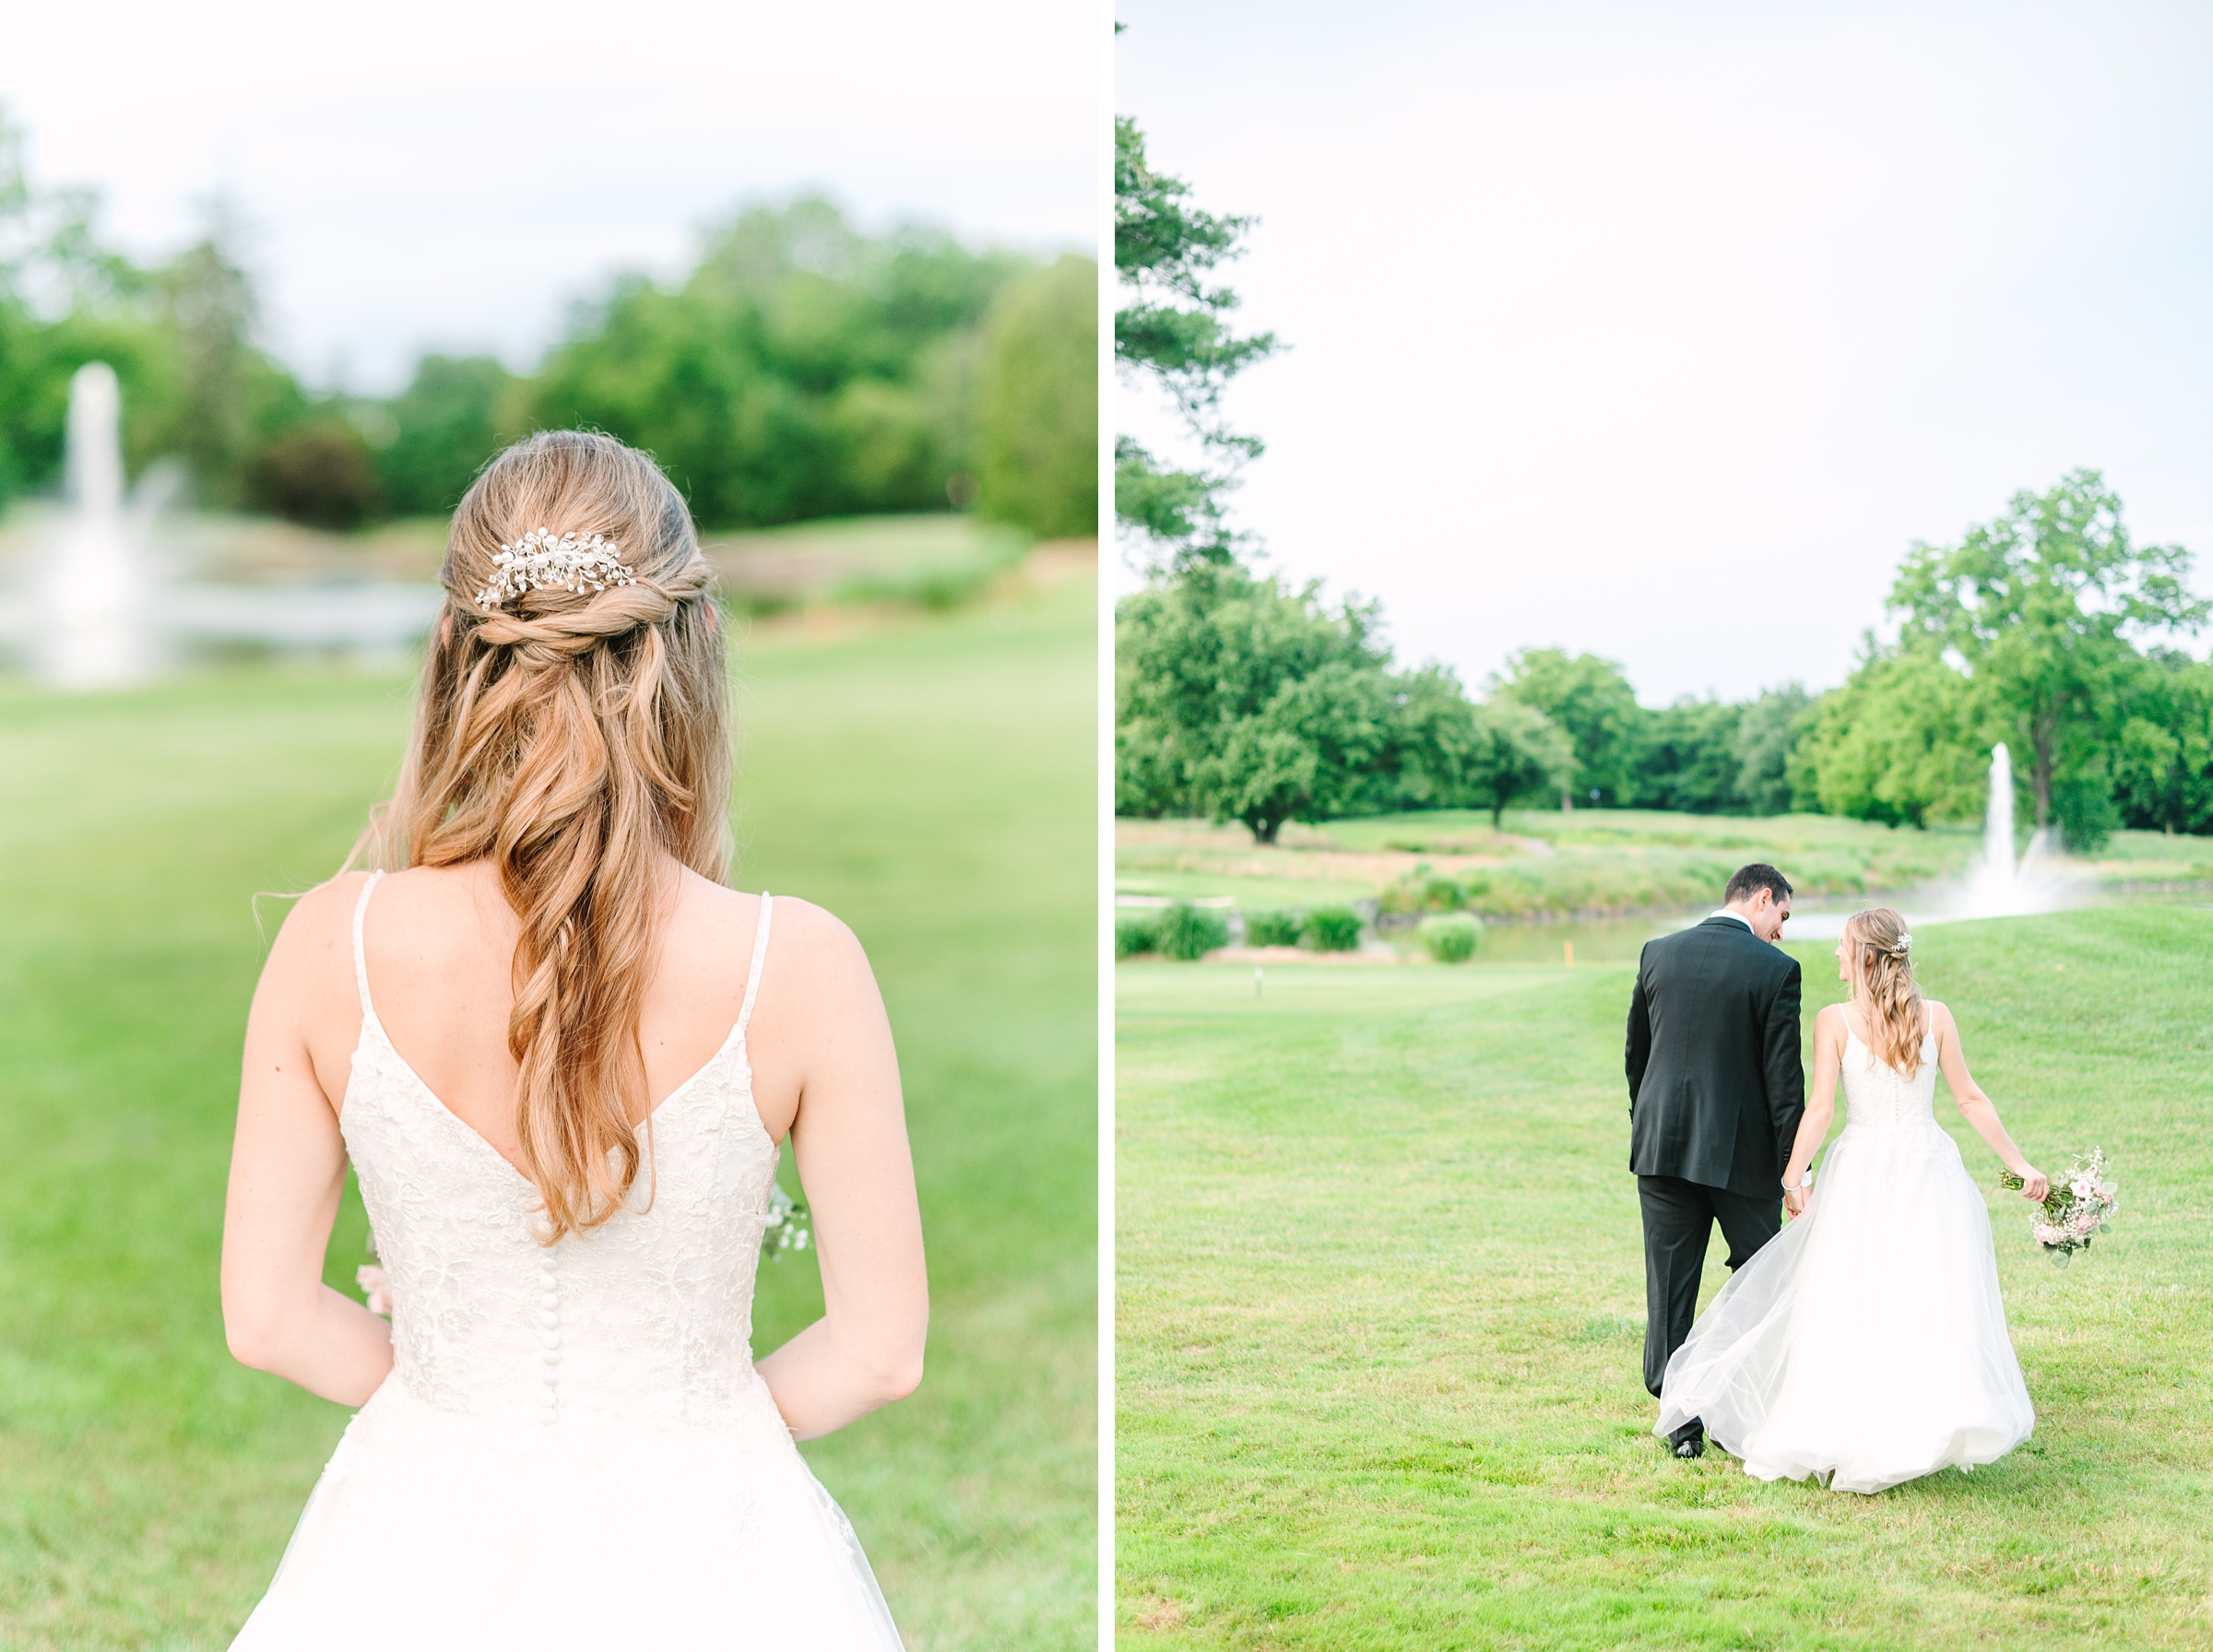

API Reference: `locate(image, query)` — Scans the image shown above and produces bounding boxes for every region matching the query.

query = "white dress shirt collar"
[1709,909,1753,931]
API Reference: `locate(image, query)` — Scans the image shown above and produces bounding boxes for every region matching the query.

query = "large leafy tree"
[1636,698,1743,814]
[373,354,519,516]
[1790,644,1985,829]
[1732,684,1813,815]
[975,254,1098,538]
[1191,658,1396,843]
[1114,115,1276,568]
[1386,665,1490,811]
[1463,699,1575,827]
[1889,468,2207,841]
[1495,647,1646,807]
[1117,564,1390,838]
[2110,651,2213,835]
[534,197,1035,527]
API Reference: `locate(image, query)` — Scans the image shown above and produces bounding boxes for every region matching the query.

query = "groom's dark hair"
[1723,863,1793,905]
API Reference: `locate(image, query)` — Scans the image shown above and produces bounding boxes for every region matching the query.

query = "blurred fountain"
[35,362,156,689]
[1960,743,2058,918]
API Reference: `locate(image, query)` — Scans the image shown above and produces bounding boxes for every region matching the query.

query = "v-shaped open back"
[346,870,775,1180]
[335,869,783,1431]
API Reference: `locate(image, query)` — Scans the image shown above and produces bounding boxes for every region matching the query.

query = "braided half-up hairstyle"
[1843,905,1925,1077]
[356,431,728,1240]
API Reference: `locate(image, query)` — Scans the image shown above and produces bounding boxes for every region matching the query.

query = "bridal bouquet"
[763,1184,812,1260]
[359,1229,393,1316]
[2000,1149,2117,1267]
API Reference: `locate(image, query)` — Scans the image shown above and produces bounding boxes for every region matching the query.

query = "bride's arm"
[1781,1004,1846,1210]
[221,884,395,1406]
[751,903,928,1441]
[1929,1001,2048,1200]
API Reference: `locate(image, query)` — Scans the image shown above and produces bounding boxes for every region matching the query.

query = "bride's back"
[345,861,775,1173]
[1837,1002,1940,1134]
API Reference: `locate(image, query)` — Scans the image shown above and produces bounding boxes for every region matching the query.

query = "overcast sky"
[1115,0,2213,702]
[5,0,1097,394]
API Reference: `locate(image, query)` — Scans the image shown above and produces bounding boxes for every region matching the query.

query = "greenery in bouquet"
[2000,1148,2116,1268]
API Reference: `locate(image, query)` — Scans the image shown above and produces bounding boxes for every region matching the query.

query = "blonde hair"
[356,431,729,1240]
[1843,906,1924,1077]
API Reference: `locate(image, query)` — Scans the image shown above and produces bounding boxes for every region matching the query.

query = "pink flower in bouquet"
[357,1265,393,1317]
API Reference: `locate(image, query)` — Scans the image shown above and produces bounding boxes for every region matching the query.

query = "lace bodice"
[339,873,786,1436]
[1838,1017,1942,1136]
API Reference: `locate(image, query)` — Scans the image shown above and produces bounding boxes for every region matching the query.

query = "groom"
[1625,862,1805,1459]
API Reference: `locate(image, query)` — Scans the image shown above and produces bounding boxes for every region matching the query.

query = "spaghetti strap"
[736,893,774,1037]
[351,870,385,1016]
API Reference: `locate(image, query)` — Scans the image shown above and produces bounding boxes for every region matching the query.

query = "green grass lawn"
[1118,808,2213,923]
[0,572,1095,1650]
[1117,909,2213,1648]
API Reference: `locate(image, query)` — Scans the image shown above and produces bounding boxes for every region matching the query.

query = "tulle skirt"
[230,1373,902,1649]
[1654,1123,2034,1494]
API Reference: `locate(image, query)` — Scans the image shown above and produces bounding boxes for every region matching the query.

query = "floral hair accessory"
[477,527,636,610]
[1898,932,1912,952]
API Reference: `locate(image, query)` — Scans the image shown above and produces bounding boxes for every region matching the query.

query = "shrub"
[249,421,385,529]
[1157,902,1230,962]
[1305,905,1363,952]
[1242,909,1304,948]
[1380,866,1470,915]
[1416,913,1481,963]
[1116,911,1159,959]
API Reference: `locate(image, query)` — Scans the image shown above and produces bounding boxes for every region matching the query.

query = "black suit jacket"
[1626,916,1805,1198]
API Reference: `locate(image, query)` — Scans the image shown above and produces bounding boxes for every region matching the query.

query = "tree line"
[1119,470,2213,847]
[0,112,1095,537]
[1114,111,2212,847]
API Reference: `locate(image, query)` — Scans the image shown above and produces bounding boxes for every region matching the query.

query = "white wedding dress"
[1654,1015,2034,1493]
[231,876,903,1648]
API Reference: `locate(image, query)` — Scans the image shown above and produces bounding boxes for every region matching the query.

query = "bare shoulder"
[761,893,874,987]
[248,872,373,1044]
[674,874,875,992]
[1925,999,1957,1035]
[266,870,371,968]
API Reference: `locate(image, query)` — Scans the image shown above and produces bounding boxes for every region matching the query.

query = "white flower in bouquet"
[763,1184,813,1260]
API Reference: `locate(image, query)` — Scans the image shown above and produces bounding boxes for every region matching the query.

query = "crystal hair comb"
[476,528,637,610]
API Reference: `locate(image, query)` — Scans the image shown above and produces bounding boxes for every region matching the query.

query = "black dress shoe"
[1669,1420,1705,1459]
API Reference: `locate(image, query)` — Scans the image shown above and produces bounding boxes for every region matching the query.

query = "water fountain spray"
[35,363,151,690]
[1960,743,2059,918]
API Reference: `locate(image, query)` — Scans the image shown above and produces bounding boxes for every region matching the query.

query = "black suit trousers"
[1639,1174,1782,1398]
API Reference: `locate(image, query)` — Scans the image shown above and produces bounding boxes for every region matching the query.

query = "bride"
[1655,905,2044,1493]
[219,431,925,1646]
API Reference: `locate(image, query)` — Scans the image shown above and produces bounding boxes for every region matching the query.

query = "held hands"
[1783,1186,1809,1219]
[2012,1165,2050,1202]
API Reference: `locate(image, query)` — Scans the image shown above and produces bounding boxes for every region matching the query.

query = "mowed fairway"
[1118,911,2213,1648]
[0,570,1095,1650]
